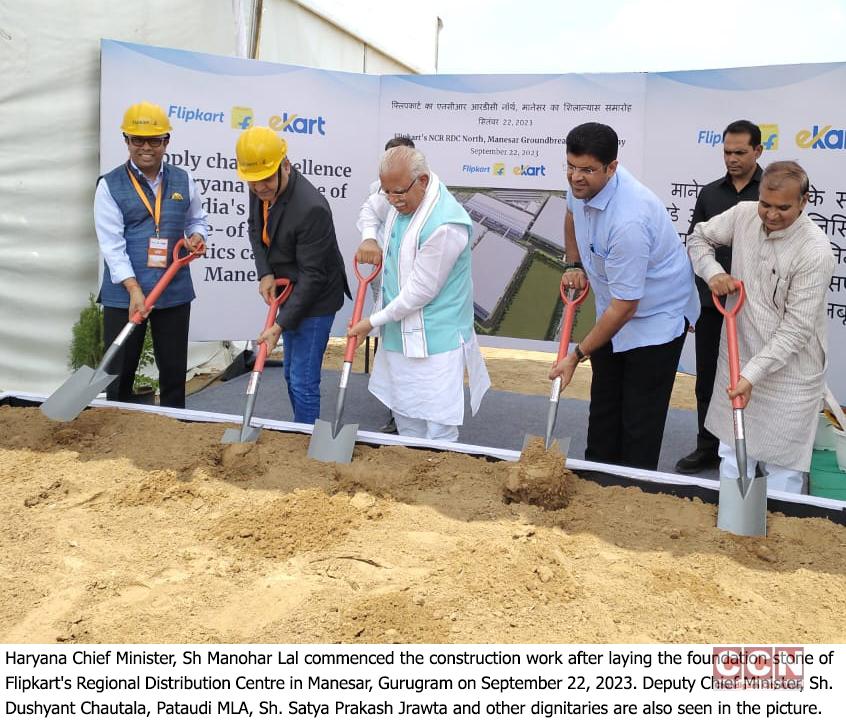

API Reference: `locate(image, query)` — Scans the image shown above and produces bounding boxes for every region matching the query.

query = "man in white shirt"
[357,136,415,434]
[348,146,490,441]
[94,101,207,408]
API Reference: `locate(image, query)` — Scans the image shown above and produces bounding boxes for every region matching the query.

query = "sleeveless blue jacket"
[381,184,474,355]
[98,162,194,308]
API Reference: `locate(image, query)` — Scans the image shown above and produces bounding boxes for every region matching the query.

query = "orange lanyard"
[262,200,270,247]
[126,165,163,236]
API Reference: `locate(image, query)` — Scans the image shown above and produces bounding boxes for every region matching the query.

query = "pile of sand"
[1,405,843,644]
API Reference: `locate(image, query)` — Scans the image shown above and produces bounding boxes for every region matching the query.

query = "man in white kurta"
[687,161,835,492]
[349,146,490,442]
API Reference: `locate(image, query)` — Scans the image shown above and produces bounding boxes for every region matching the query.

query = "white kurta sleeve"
[741,246,835,386]
[370,223,468,327]
[687,204,739,286]
[357,181,391,244]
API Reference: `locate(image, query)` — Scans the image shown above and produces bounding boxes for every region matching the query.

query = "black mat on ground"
[187,368,718,479]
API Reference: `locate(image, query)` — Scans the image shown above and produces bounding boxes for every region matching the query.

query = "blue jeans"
[282,313,335,424]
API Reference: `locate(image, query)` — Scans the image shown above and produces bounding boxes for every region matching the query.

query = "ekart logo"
[168,105,224,124]
[513,164,546,177]
[796,124,846,150]
[231,106,254,130]
[269,112,326,135]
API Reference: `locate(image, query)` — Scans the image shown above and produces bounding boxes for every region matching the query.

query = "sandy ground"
[1,384,844,643]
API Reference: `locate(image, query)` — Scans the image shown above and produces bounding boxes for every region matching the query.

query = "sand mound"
[1,405,844,644]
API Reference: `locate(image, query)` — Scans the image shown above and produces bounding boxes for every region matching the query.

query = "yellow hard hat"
[121,101,172,136]
[236,127,287,181]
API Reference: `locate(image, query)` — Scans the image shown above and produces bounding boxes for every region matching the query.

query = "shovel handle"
[556,277,590,361]
[130,238,206,324]
[254,278,294,373]
[712,281,746,410]
[344,259,383,362]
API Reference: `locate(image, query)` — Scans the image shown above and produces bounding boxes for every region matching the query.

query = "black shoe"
[675,448,720,474]
[380,416,398,435]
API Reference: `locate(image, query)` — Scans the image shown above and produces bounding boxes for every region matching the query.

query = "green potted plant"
[69,294,158,402]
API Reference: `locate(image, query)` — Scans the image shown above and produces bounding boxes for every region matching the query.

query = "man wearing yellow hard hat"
[235,127,349,424]
[94,101,208,408]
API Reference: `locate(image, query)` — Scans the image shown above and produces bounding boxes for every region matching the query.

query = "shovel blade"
[522,433,571,460]
[221,425,261,444]
[40,366,117,422]
[307,419,358,463]
[717,475,768,537]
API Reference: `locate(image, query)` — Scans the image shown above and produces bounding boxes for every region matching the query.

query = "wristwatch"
[562,261,584,271]
[574,344,589,363]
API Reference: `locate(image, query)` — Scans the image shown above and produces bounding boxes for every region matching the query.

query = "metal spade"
[221,278,293,444]
[308,258,382,463]
[41,239,205,422]
[523,276,590,456]
[713,281,767,537]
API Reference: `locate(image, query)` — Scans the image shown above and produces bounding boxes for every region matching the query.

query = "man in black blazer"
[236,126,350,424]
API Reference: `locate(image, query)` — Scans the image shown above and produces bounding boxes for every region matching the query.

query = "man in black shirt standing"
[675,120,764,474]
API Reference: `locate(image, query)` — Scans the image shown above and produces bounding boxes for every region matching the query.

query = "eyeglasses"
[565,163,607,177]
[125,135,170,148]
[380,176,419,198]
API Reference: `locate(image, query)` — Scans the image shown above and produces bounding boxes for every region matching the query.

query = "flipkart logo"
[492,163,505,176]
[795,124,846,150]
[760,124,778,151]
[231,106,254,130]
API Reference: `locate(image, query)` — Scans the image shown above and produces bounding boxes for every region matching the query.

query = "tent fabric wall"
[0,1,239,395]
[0,0,431,395]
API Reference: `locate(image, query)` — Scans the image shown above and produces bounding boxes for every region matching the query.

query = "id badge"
[147,237,168,268]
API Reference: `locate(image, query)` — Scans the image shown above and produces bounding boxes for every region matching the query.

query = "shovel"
[713,281,767,537]
[524,276,590,455]
[221,278,293,444]
[308,258,382,463]
[41,239,205,422]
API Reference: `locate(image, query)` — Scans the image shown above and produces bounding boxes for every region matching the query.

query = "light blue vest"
[381,184,474,355]
[98,163,194,308]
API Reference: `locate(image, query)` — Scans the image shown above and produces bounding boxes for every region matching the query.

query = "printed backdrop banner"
[100,42,846,401]
[99,40,379,341]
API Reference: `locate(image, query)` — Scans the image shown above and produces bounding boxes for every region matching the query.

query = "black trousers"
[693,305,723,454]
[585,326,687,471]
[102,303,191,408]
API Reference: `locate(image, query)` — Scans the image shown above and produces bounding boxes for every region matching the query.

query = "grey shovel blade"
[221,425,261,444]
[717,475,768,537]
[307,419,358,463]
[40,366,117,422]
[522,433,571,459]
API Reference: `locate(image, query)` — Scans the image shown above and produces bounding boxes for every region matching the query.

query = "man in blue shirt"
[550,122,699,470]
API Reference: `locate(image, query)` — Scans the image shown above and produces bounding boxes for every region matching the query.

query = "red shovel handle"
[556,277,591,361]
[130,238,206,324]
[254,278,294,372]
[712,280,746,410]
[344,258,383,362]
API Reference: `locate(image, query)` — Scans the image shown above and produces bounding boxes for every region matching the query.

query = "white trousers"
[718,441,806,494]
[393,412,459,442]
